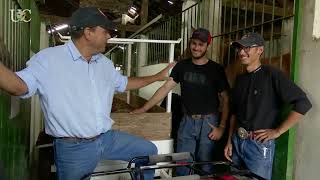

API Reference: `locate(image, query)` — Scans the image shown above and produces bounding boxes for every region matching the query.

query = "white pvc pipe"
[108,42,134,44]
[127,44,132,104]
[166,43,175,113]
[108,38,182,44]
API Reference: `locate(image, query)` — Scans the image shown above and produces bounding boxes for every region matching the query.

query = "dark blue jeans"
[232,133,275,180]
[176,114,219,176]
[53,130,157,180]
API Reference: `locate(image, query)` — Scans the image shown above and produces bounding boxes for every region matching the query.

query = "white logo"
[10,9,31,22]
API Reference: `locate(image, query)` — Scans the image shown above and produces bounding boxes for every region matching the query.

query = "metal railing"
[145,3,201,65]
[107,0,294,84]
[106,2,201,67]
[211,0,294,84]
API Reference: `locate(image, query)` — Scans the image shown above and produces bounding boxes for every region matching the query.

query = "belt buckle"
[238,127,249,139]
[191,114,201,119]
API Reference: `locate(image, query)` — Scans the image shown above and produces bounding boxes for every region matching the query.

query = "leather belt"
[189,113,215,120]
[56,133,102,142]
[237,127,255,140]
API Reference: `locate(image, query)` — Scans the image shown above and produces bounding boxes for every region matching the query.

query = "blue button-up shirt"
[16,40,128,138]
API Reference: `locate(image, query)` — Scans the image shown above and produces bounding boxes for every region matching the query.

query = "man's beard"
[97,45,108,54]
[191,50,207,59]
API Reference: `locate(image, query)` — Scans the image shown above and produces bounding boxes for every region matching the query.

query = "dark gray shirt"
[170,59,230,114]
[231,65,312,130]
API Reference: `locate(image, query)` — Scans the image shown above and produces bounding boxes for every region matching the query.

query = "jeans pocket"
[204,115,218,128]
[200,115,218,140]
[177,116,191,139]
[254,140,274,161]
[256,139,273,148]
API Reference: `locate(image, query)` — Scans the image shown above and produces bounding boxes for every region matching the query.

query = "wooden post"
[141,0,149,25]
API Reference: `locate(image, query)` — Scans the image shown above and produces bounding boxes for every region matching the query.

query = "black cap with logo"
[231,32,265,47]
[191,28,212,45]
[69,7,115,31]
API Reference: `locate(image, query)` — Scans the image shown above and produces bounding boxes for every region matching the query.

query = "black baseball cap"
[69,7,115,31]
[231,32,265,47]
[191,28,212,45]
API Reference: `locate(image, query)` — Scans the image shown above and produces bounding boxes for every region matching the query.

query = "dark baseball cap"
[69,7,115,31]
[191,28,212,45]
[231,32,264,47]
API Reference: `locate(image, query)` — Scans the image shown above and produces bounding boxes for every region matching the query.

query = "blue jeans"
[176,114,219,176]
[232,133,275,180]
[53,130,158,180]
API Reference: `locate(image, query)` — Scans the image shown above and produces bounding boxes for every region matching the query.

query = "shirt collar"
[246,65,262,75]
[67,40,82,61]
[252,65,262,73]
[91,53,101,62]
[66,40,100,62]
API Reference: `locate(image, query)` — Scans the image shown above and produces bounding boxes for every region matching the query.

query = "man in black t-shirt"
[224,33,312,179]
[132,28,230,176]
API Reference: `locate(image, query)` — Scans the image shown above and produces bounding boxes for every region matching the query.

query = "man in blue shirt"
[0,7,174,180]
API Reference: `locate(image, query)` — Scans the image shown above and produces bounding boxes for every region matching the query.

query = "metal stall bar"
[253,0,256,31]
[227,0,234,66]
[261,0,266,60]
[222,0,227,65]
[167,43,175,113]
[235,0,240,62]
[108,38,182,44]
[280,0,288,71]
[269,0,276,64]
[127,44,132,104]
[212,15,294,38]
[217,0,222,62]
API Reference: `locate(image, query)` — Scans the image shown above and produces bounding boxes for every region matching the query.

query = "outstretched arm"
[0,63,27,96]
[219,90,229,128]
[125,63,175,91]
[224,114,236,161]
[131,78,177,114]
[208,90,229,140]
